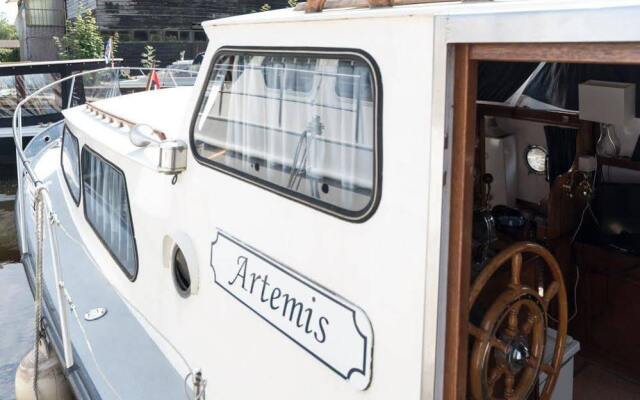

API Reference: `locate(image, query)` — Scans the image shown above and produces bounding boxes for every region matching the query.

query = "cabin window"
[525,145,548,175]
[262,56,316,93]
[193,31,207,42]
[81,147,138,280]
[336,60,374,102]
[117,31,131,42]
[133,30,148,41]
[149,31,162,41]
[164,31,179,41]
[191,49,381,220]
[61,126,80,205]
[180,31,191,41]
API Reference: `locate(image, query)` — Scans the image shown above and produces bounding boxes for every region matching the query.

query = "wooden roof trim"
[85,103,167,140]
[470,42,640,64]
[296,0,464,13]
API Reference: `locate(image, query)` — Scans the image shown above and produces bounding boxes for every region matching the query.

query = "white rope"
[33,187,45,400]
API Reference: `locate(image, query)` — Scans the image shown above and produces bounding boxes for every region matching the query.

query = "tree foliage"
[0,48,19,62]
[0,15,19,61]
[140,45,160,68]
[53,8,104,59]
[0,15,17,40]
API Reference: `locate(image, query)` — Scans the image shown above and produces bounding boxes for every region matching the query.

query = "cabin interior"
[456,47,640,399]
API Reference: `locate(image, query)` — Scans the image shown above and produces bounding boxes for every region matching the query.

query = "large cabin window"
[81,147,138,280]
[191,49,381,220]
[61,126,81,204]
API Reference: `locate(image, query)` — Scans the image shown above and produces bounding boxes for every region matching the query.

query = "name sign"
[210,231,374,390]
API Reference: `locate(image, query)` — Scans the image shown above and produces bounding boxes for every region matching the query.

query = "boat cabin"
[13,1,640,399]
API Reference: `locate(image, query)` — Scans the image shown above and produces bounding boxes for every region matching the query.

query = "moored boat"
[13,1,640,399]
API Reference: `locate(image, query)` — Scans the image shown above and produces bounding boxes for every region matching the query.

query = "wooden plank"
[598,156,640,171]
[477,102,582,128]
[295,0,459,12]
[443,43,477,400]
[470,42,640,65]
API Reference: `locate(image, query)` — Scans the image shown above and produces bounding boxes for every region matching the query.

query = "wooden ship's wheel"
[468,242,568,400]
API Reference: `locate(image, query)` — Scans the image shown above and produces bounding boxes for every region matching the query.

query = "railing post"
[17,107,28,256]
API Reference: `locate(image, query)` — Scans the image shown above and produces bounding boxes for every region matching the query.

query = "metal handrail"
[12,66,198,371]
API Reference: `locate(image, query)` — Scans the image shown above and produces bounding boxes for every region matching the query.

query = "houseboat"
[13,0,640,399]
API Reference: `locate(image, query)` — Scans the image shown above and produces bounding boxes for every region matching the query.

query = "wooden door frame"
[443,42,640,400]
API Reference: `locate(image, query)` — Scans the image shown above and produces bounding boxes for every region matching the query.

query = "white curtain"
[82,149,136,277]
[193,53,376,214]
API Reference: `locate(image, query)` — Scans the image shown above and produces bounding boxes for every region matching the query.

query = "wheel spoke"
[526,356,541,370]
[540,363,556,375]
[505,304,521,337]
[469,323,509,353]
[521,312,538,335]
[469,323,486,340]
[488,366,505,394]
[543,281,560,309]
[504,371,515,399]
[511,253,522,286]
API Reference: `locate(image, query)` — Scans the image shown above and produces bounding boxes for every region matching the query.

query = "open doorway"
[445,43,640,400]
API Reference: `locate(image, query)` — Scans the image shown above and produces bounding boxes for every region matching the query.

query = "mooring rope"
[33,186,45,400]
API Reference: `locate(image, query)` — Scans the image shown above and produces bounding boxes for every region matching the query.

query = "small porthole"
[525,145,548,175]
[173,247,191,296]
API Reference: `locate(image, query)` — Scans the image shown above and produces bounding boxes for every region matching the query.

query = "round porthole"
[525,145,548,175]
[172,247,191,296]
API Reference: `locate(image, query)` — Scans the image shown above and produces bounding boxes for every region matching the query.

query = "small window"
[149,30,162,41]
[193,31,207,42]
[191,49,381,220]
[525,145,548,174]
[164,31,179,41]
[133,30,148,41]
[61,126,80,204]
[117,31,131,42]
[82,147,138,280]
[179,31,191,41]
[262,56,316,94]
[336,60,373,101]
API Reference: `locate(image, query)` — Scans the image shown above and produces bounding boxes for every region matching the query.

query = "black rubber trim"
[189,46,383,223]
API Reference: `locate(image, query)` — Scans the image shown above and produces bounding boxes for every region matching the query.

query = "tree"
[53,8,104,59]
[0,15,17,40]
[140,45,160,68]
[0,15,19,62]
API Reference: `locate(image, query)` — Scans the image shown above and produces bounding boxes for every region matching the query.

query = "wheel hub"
[500,335,531,374]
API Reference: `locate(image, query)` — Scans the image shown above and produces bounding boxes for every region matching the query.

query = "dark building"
[16,0,66,61]
[66,0,289,66]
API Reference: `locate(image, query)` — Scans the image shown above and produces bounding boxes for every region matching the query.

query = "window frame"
[133,30,149,42]
[60,125,81,206]
[193,31,207,42]
[81,145,139,281]
[189,46,383,222]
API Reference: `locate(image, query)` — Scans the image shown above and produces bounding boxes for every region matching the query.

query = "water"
[0,175,35,400]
